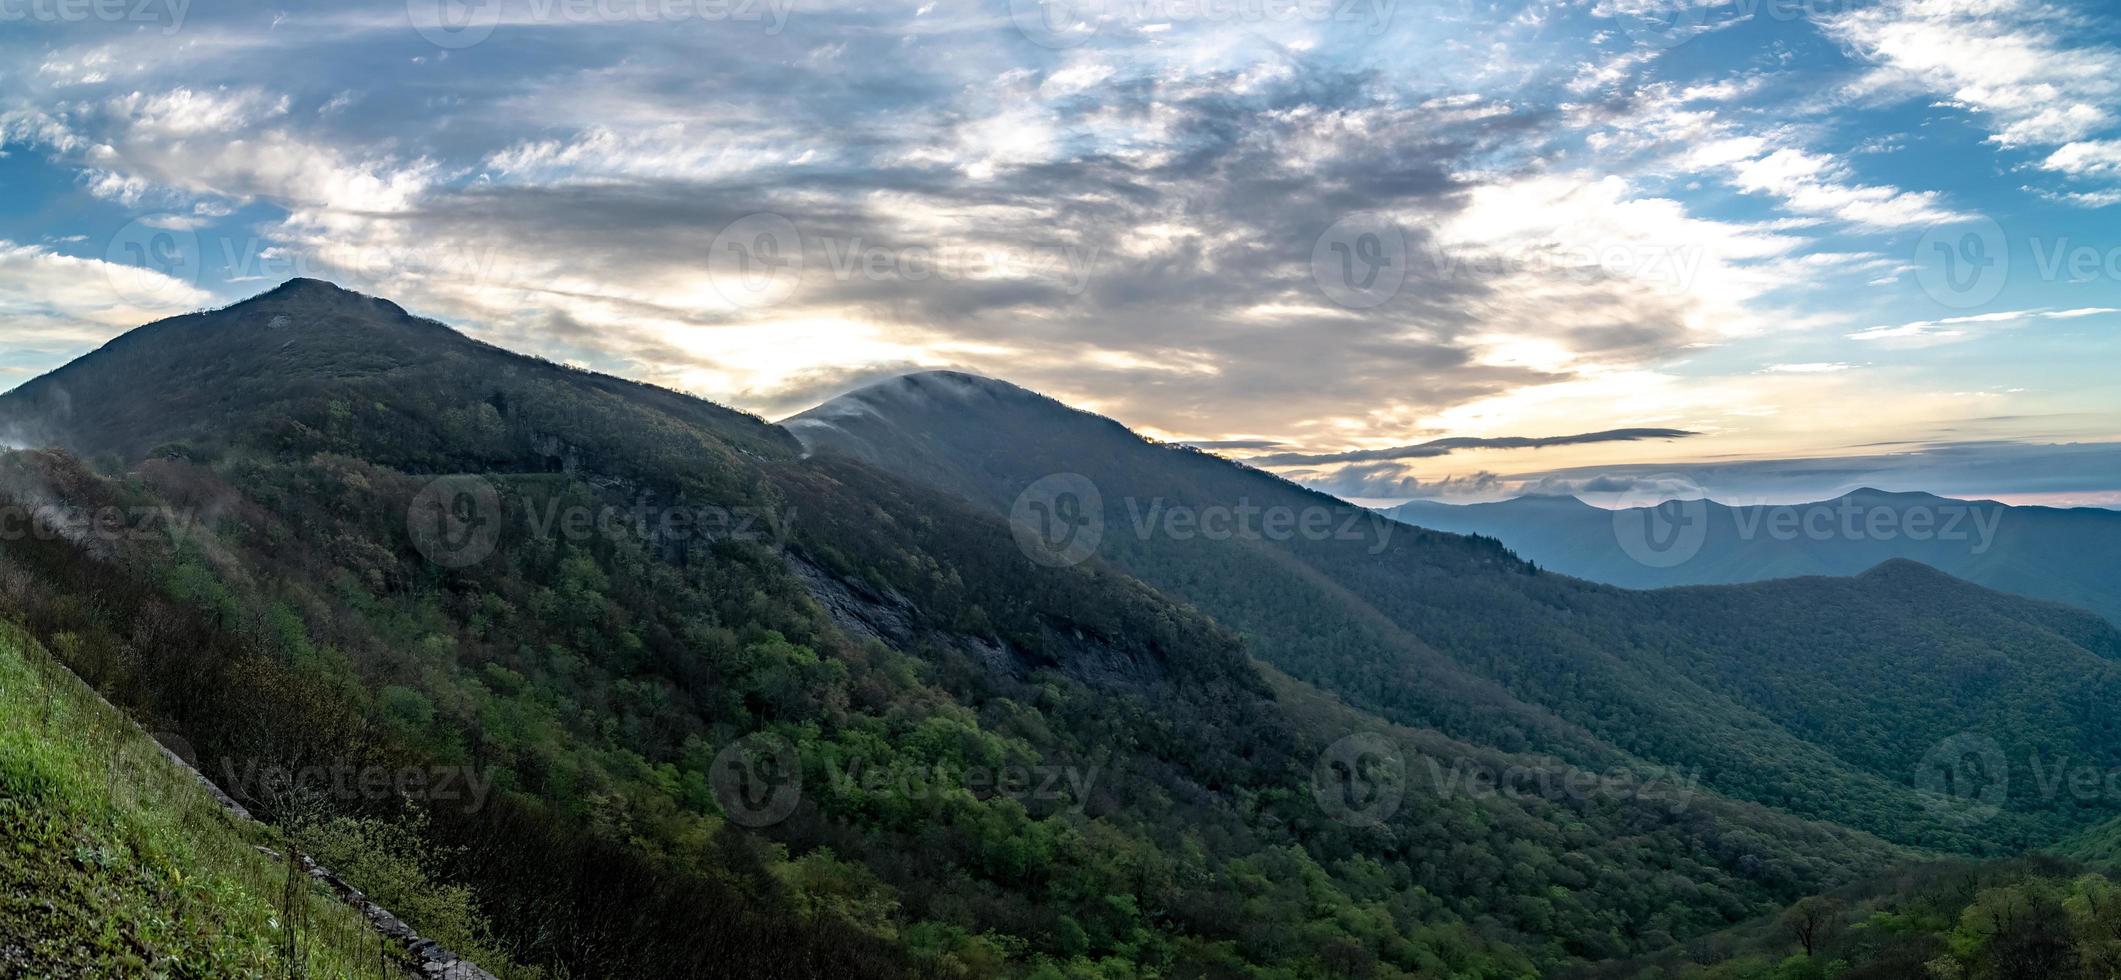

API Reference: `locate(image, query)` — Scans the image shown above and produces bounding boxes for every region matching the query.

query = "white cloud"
[0,240,214,356]
[1430,172,1819,347]
[106,87,290,136]
[484,125,807,184]
[2043,139,2121,178]
[1731,148,1964,229]
[1564,76,1964,231]
[2,94,440,218]
[1849,306,2121,342]
[1677,76,1768,103]
[1823,0,2121,149]
[2031,187,2121,208]
[1042,60,1118,97]
[1763,362,1853,373]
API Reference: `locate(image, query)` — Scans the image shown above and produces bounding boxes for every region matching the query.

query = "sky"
[2,0,2118,507]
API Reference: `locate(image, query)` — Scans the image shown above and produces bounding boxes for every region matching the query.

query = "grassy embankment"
[0,621,402,978]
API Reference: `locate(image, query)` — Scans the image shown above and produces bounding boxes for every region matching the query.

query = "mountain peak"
[1841,486,1897,496]
[1857,557,1960,584]
[242,277,409,318]
[1836,486,2011,509]
[779,367,1157,474]
[0,278,469,461]
[1509,492,1599,508]
[861,370,1033,399]
[269,276,350,294]
[783,370,1044,429]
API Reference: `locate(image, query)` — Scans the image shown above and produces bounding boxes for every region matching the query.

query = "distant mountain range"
[1385,490,2121,625]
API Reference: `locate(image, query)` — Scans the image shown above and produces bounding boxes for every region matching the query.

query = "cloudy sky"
[3,0,2118,506]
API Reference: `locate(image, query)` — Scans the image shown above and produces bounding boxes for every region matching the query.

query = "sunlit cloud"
[0,0,2115,502]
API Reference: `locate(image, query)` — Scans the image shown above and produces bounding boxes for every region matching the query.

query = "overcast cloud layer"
[1,0,2116,504]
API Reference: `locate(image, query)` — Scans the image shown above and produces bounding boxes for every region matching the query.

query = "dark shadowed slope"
[0,277,795,466]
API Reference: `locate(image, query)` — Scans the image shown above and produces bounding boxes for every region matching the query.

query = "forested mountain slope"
[0,280,1918,977]
[787,371,2121,855]
[1573,856,2121,980]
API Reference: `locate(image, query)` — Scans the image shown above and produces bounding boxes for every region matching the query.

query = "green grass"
[0,622,402,978]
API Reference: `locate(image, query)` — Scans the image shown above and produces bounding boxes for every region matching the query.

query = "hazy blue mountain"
[1385,490,2121,624]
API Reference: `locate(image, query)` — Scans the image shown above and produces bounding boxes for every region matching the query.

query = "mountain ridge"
[1,277,797,466]
[788,366,2121,855]
[0,279,1941,976]
[1385,486,2121,624]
